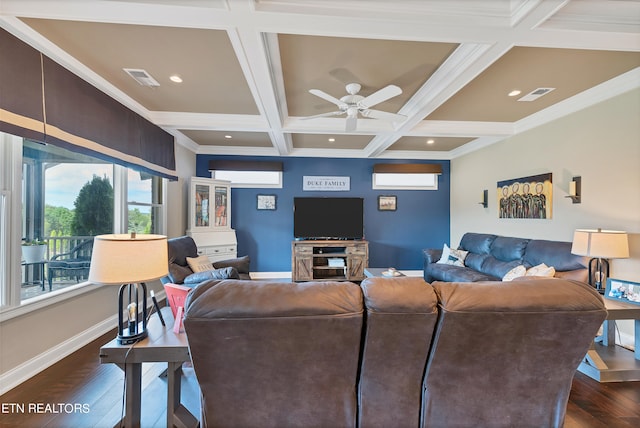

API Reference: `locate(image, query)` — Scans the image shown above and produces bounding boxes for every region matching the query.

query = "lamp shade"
[571,229,629,259]
[88,234,168,284]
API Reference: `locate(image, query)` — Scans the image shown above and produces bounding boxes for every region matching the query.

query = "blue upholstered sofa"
[423,232,588,283]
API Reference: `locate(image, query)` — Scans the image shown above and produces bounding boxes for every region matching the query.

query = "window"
[126,168,164,234]
[372,173,439,190]
[0,132,167,307]
[209,160,283,188]
[372,163,442,190]
[211,170,282,188]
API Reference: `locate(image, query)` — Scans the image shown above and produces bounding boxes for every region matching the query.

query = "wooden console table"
[578,297,640,382]
[99,306,198,428]
[292,240,368,282]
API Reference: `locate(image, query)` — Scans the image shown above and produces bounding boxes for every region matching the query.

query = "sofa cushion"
[184,266,240,284]
[168,263,193,284]
[463,253,488,272]
[427,263,498,282]
[524,240,586,271]
[481,256,523,280]
[167,236,199,266]
[213,255,250,274]
[459,233,496,255]
[490,236,529,262]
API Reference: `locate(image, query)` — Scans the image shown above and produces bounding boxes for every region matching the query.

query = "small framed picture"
[257,194,277,210]
[605,278,640,306]
[378,195,397,211]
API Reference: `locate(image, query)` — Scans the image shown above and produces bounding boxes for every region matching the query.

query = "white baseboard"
[0,290,167,396]
[250,271,292,279]
[0,315,117,396]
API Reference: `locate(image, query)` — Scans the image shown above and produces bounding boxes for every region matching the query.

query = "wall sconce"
[565,176,581,204]
[479,189,488,208]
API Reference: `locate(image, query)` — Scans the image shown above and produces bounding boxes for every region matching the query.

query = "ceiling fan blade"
[300,110,345,120]
[309,89,347,108]
[361,109,407,122]
[359,85,402,108]
[345,115,358,132]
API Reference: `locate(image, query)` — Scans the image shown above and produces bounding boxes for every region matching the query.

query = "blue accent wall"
[196,155,450,272]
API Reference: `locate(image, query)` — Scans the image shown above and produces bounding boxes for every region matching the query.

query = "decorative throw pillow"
[502,265,526,281]
[186,255,214,273]
[436,244,468,267]
[526,263,556,277]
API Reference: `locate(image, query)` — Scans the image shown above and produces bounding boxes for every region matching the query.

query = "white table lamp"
[89,233,168,344]
[571,229,629,293]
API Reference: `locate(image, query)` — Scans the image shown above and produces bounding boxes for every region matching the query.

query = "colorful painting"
[497,173,552,219]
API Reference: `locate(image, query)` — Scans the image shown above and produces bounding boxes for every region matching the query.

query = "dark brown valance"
[373,163,443,174]
[0,28,177,180]
[0,29,46,142]
[209,160,283,172]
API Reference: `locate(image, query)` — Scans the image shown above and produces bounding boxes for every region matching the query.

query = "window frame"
[0,133,168,317]
[210,169,283,189]
[372,172,439,191]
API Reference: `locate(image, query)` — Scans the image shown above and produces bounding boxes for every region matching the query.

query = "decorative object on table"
[378,195,397,211]
[257,194,277,210]
[382,268,402,277]
[89,233,168,345]
[479,189,488,208]
[565,176,581,204]
[605,278,640,306]
[571,229,629,293]
[497,173,552,219]
[21,239,48,263]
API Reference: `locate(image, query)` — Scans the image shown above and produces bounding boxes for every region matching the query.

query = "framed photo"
[257,194,277,210]
[378,195,397,211]
[605,278,640,306]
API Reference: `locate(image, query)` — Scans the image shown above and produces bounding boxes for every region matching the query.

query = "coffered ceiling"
[1,0,638,159]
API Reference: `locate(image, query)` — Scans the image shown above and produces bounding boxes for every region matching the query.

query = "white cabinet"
[187,177,237,262]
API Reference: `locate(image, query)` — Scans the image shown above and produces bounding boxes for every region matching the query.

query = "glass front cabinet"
[187,177,237,262]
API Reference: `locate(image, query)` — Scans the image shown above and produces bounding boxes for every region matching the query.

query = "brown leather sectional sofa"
[184,276,606,428]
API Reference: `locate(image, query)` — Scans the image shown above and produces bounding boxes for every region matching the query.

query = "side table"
[21,260,48,291]
[99,306,198,428]
[578,297,640,382]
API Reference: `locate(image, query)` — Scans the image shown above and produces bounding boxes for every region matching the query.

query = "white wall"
[167,143,196,238]
[451,88,640,345]
[0,142,196,393]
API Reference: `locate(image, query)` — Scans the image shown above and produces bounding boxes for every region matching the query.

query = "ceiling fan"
[302,83,407,132]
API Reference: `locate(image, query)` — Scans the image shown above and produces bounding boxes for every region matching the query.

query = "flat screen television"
[294,197,364,240]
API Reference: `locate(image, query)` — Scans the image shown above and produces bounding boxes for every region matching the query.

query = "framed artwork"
[497,173,552,219]
[257,194,277,210]
[605,278,640,306]
[378,195,397,211]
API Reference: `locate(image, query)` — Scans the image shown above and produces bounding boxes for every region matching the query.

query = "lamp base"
[117,327,148,345]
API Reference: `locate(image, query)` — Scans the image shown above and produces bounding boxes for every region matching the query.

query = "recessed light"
[169,75,183,83]
[224,135,232,139]
[508,90,521,97]
[328,138,335,142]
[426,139,435,145]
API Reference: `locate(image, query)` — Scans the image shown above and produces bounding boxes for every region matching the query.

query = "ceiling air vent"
[123,68,160,87]
[517,87,555,102]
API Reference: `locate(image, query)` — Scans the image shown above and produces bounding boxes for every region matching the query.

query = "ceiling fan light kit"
[305,83,407,131]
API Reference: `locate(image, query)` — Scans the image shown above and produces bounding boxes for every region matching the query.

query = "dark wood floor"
[1,330,639,428]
